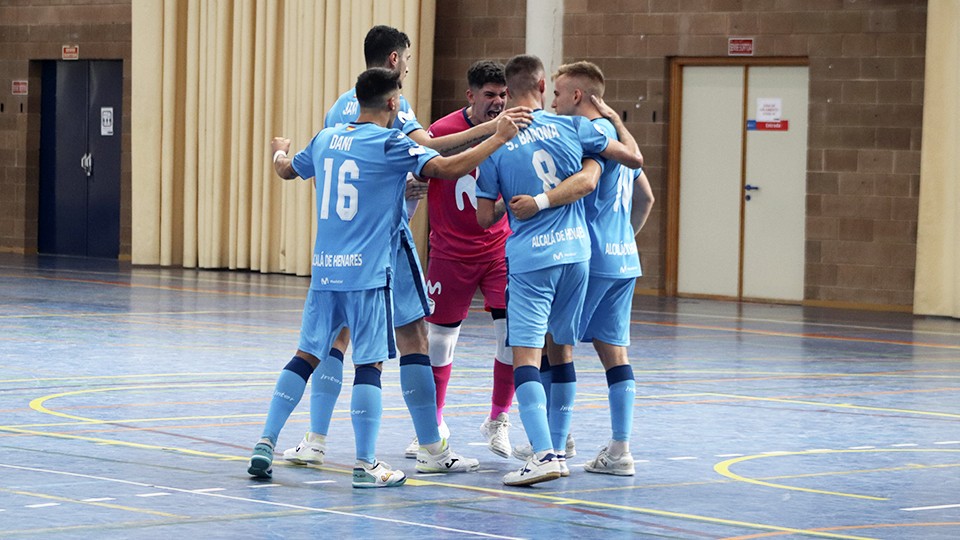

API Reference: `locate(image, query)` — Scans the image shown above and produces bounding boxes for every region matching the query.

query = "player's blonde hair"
[553,61,605,100]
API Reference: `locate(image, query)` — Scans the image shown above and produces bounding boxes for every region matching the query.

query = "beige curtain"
[915,0,960,317]
[131,0,435,275]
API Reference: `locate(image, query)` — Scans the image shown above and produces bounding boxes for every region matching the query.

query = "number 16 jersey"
[291,123,440,291]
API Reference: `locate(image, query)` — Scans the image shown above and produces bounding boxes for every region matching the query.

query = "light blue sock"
[310,349,344,436]
[351,365,382,464]
[260,357,313,444]
[607,365,636,441]
[514,365,553,454]
[399,354,441,445]
[548,362,576,452]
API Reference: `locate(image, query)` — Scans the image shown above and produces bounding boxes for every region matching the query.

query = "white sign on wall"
[756,98,782,122]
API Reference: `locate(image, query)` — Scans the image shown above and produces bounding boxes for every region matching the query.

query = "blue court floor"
[1,253,959,539]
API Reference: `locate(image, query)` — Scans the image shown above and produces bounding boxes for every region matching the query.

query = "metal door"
[39,60,122,258]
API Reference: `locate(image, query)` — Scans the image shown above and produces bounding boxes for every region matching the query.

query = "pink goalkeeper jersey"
[425,108,510,263]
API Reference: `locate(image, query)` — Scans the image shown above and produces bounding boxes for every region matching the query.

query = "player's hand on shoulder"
[494,114,519,143]
[500,106,533,128]
[590,95,617,121]
[509,194,539,220]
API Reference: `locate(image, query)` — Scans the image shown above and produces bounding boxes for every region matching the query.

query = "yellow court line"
[403,479,876,540]
[702,392,960,419]
[0,487,187,518]
[715,449,960,500]
[1,424,874,540]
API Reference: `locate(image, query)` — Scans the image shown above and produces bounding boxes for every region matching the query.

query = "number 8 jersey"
[477,109,609,274]
[291,123,440,291]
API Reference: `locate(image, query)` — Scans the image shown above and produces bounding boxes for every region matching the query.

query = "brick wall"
[0,0,131,256]
[431,0,927,308]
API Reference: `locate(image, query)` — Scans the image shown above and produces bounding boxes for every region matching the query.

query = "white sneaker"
[479,413,511,458]
[352,461,407,488]
[503,453,562,486]
[512,433,576,461]
[404,437,419,459]
[557,453,570,477]
[405,420,451,459]
[416,440,480,473]
[282,432,326,465]
[584,446,635,476]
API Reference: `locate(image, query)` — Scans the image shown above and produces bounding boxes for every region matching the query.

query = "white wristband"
[273,150,287,164]
[534,193,550,211]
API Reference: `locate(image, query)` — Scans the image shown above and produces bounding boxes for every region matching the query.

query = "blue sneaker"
[248,440,274,479]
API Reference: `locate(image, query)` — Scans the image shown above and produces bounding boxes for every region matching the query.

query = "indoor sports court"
[2,254,958,539]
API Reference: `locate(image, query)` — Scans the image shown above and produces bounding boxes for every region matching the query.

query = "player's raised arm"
[592,95,643,169]
[270,137,299,180]
[420,114,518,180]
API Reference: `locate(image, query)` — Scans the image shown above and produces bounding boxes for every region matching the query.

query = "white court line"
[247,483,280,488]
[761,451,790,455]
[848,446,875,450]
[189,488,226,493]
[135,492,171,497]
[934,441,960,445]
[901,503,960,512]
[81,497,116,502]
[635,459,650,463]
[890,443,918,447]
[667,456,698,461]
[715,454,743,458]
[302,480,336,485]
[0,463,524,539]
[26,503,61,508]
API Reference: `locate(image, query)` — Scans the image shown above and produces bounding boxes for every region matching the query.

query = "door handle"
[744,184,760,191]
[80,153,92,177]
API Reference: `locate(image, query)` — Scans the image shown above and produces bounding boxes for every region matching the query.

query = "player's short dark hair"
[466,60,506,90]
[356,68,402,109]
[504,55,544,95]
[364,25,411,67]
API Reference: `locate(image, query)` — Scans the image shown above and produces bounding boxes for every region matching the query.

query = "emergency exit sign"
[728,37,754,56]
[12,80,28,95]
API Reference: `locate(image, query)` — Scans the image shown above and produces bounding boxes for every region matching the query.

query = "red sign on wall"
[62,45,80,60]
[12,80,28,95]
[728,37,754,56]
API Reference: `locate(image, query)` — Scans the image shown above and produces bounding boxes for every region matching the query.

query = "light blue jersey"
[476,109,609,274]
[584,118,642,279]
[325,88,422,134]
[326,88,423,233]
[291,123,439,291]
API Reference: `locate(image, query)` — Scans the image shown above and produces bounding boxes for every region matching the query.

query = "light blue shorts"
[579,276,635,346]
[298,286,395,365]
[392,234,432,328]
[506,261,589,348]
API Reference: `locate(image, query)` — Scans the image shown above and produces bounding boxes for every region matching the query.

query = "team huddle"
[248,25,654,488]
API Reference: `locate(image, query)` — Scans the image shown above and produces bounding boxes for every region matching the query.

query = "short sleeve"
[384,130,440,178]
[476,158,500,200]
[395,97,424,135]
[291,132,321,179]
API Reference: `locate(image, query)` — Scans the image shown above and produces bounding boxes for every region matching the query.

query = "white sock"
[608,439,629,457]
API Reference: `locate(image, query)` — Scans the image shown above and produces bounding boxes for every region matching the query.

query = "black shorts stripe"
[400,235,431,318]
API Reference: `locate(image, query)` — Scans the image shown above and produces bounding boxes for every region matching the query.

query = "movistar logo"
[427,280,442,295]
[455,173,478,210]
